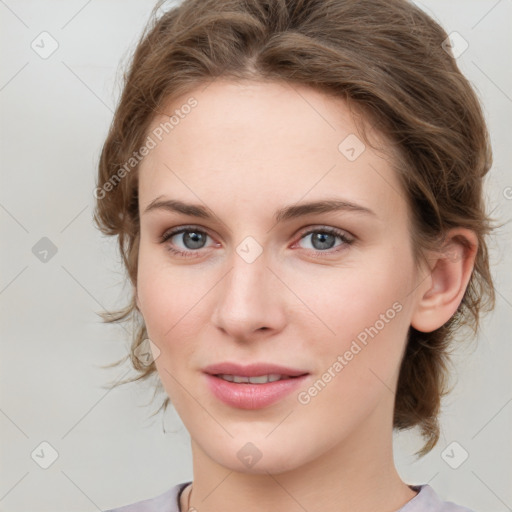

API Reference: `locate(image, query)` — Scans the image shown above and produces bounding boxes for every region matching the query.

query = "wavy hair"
[93,0,497,457]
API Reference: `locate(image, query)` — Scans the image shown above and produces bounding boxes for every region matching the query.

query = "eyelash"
[159,225,354,259]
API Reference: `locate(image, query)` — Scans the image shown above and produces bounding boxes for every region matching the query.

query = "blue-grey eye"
[161,228,211,251]
[298,228,351,252]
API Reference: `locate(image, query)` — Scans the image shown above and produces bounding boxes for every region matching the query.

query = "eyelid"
[295,224,354,241]
[160,225,218,248]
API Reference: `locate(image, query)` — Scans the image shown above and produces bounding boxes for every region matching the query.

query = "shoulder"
[102,481,191,512]
[403,484,476,512]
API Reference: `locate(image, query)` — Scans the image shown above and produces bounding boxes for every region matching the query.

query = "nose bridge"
[223,247,271,312]
[212,245,283,336]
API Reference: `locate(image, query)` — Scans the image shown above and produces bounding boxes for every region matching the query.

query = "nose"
[211,250,286,341]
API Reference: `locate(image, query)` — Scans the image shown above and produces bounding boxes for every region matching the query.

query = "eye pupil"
[183,231,206,249]
[312,232,336,250]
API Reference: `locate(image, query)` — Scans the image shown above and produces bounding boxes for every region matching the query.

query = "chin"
[199,436,311,475]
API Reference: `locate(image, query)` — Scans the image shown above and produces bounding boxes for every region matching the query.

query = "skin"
[135,79,477,512]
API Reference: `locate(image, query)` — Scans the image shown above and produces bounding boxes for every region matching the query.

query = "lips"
[204,373,310,409]
[202,362,310,409]
[202,362,309,378]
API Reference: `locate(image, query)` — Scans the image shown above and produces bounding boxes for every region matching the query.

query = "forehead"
[148,79,368,153]
[139,80,406,221]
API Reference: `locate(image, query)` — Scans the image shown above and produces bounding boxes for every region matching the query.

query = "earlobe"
[410,229,478,333]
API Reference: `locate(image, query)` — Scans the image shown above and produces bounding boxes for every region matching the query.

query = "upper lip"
[203,362,309,377]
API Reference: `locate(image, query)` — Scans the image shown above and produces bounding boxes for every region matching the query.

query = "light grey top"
[103,481,475,512]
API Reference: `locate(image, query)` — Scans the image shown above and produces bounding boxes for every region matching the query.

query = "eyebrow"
[142,196,376,223]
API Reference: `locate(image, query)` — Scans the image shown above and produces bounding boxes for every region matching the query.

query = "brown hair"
[93,0,497,457]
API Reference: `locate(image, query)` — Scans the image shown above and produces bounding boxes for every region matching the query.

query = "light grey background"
[1,1,511,511]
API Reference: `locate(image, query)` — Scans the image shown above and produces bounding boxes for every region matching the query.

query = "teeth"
[218,374,289,384]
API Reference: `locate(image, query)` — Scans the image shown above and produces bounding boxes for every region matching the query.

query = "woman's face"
[136,79,429,474]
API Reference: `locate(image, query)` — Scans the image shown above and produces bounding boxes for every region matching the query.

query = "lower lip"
[204,373,309,409]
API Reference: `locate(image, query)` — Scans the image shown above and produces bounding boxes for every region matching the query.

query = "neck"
[181,402,417,512]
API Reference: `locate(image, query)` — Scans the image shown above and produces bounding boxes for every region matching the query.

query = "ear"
[411,228,478,333]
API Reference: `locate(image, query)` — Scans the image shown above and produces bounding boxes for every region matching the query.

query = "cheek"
[291,253,414,384]
[292,272,410,429]
[295,258,410,339]
[137,260,203,403]
[136,247,202,347]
